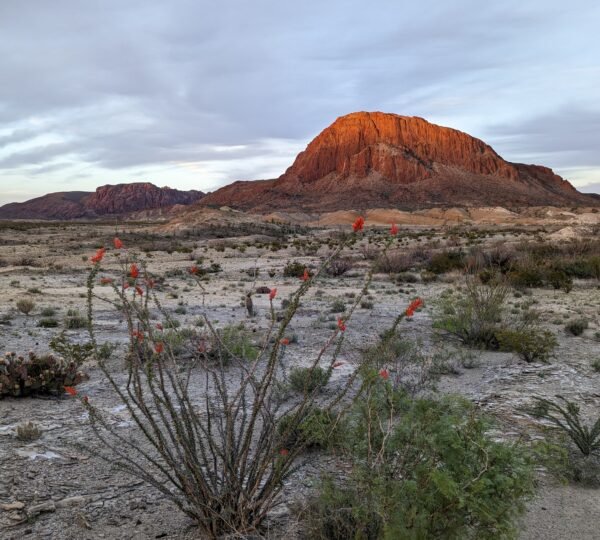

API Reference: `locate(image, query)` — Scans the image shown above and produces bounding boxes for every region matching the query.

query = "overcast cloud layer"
[0,0,599,205]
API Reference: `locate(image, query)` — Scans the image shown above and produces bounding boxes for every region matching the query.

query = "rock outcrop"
[199,112,596,211]
[0,183,204,220]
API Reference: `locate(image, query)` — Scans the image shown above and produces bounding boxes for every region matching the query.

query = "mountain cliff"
[0,183,204,220]
[198,112,595,211]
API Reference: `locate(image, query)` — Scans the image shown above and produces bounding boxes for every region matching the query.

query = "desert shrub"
[203,324,259,363]
[49,333,94,364]
[565,319,588,336]
[592,359,600,373]
[496,327,558,363]
[326,257,354,277]
[360,300,374,309]
[434,277,508,349]
[302,391,534,540]
[255,286,271,294]
[547,269,573,293]
[427,250,465,274]
[394,272,418,283]
[289,366,331,394]
[64,309,87,329]
[16,298,35,316]
[277,407,339,449]
[532,396,600,456]
[508,264,545,288]
[329,299,346,313]
[283,260,307,277]
[374,249,424,273]
[16,421,42,441]
[38,318,59,328]
[0,352,88,398]
[97,341,118,360]
[362,332,438,395]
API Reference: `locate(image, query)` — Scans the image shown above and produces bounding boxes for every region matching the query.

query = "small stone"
[0,501,25,511]
[27,500,56,517]
[56,496,86,508]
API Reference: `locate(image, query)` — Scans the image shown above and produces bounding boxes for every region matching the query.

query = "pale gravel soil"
[1,223,599,539]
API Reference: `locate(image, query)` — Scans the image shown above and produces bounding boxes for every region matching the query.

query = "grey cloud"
[0,0,599,186]
[485,107,600,169]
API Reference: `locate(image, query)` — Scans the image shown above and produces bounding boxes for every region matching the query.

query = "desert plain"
[0,207,599,539]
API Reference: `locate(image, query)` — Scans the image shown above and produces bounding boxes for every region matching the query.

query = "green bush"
[38,318,59,328]
[427,250,465,274]
[565,319,588,336]
[289,366,331,394]
[547,269,573,293]
[206,324,259,363]
[277,407,339,450]
[434,278,508,349]
[497,327,557,363]
[283,260,308,278]
[64,310,87,329]
[329,299,346,313]
[303,393,534,539]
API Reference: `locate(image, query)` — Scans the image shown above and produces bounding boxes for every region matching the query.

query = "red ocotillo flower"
[113,237,123,249]
[269,288,277,300]
[337,318,346,332]
[280,338,290,346]
[301,268,310,282]
[135,286,144,296]
[131,330,144,342]
[154,342,164,354]
[390,223,399,236]
[352,216,365,232]
[379,368,390,380]
[189,265,199,275]
[405,298,424,317]
[64,386,77,396]
[90,247,106,264]
[129,264,140,279]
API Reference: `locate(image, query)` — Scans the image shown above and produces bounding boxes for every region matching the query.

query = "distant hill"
[198,112,598,211]
[0,182,205,220]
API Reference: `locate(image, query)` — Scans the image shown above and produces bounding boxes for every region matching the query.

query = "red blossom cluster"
[113,237,123,249]
[390,223,399,236]
[301,268,310,282]
[337,318,346,332]
[405,298,424,318]
[90,247,106,264]
[129,264,140,279]
[352,216,365,232]
[269,288,277,300]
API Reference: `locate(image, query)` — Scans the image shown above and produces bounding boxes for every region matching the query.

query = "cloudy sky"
[0,0,599,206]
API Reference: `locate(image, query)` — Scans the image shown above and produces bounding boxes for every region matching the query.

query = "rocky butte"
[198,111,597,212]
[0,182,205,220]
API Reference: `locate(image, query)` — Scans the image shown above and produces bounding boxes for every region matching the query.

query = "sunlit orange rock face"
[200,111,595,212]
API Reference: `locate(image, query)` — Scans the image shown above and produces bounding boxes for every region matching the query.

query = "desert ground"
[1,211,599,539]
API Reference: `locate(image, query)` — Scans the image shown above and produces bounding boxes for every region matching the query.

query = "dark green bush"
[427,250,465,274]
[283,260,308,278]
[289,366,331,394]
[64,309,87,329]
[38,318,59,328]
[497,328,558,363]
[565,319,588,336]
[277,407,339,450]
[303,393,534,539]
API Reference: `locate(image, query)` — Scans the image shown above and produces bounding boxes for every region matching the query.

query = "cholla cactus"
[0,351,88,398]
